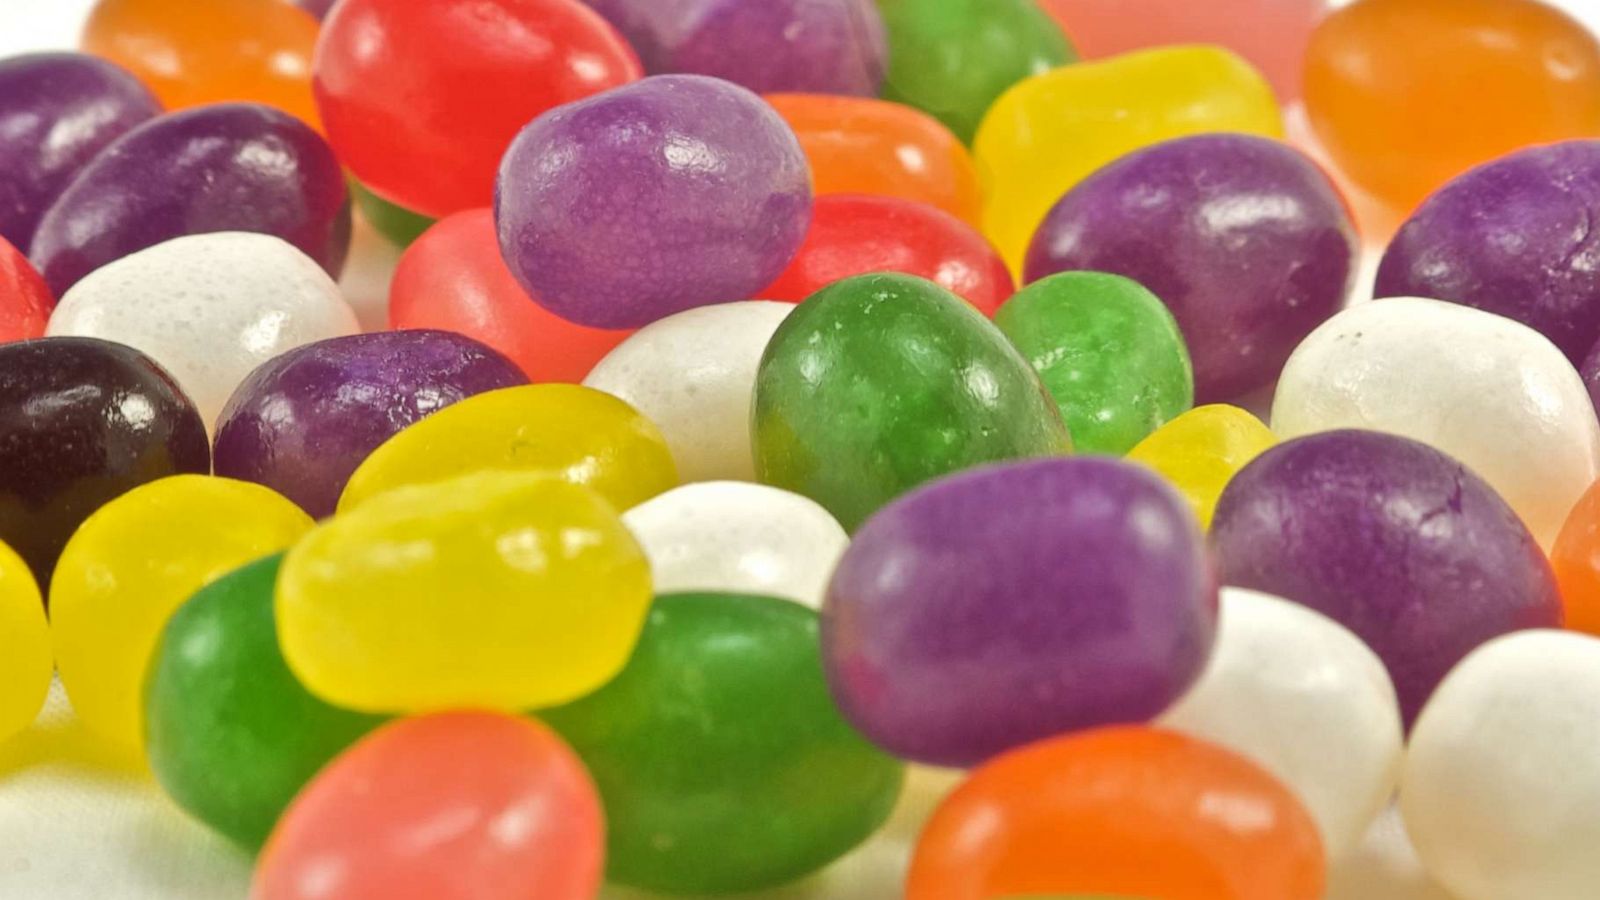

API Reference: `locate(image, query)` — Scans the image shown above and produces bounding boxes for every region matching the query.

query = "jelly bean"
[1026,134,1356,403]
[1402,630,1600,900]
[1159,587,1403,857]
[1305,0,1600,212]
[825,457,1215,767]
[1375,142,1600,364]
[1273,297,1600,549]
[390,210,631,383]
[213,331,526,519]
[542,592,903,894]
[0,237,53,343]
[761,194,1012,316]
[255,711,603,900]
[0,53,159,252]
[29,103,350,297]
[338,383,676,513]
[766,93,981,228]
[281,471,650,712]
[50,475,312,750]
[497,75,811,329]
[145,554,386,850]
[1125,405,1276,529]
[82,0,320,128]
[974,46,1282,272]
[1211,430,1562,724]
[994,271,1192,455]
[584,301,792,482]
[1557,479,1600,637]
[0,337,208,587]
[48,232,360,429]
[878,0,1074,144]
[315,0,640,219]
[349,180,434,249]
[0,540,49,743]
[622,482,847,610]
[583,0,886,96]
[294,0,334,19]
[906,727,1326,900]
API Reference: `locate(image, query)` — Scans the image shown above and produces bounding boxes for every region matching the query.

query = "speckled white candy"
[47,232,360,429]
[1158,587,1403,858]
[584,300,793,482]
[1402,630,1600,900]
[621,481,848,610]
[1272,297,1600,547]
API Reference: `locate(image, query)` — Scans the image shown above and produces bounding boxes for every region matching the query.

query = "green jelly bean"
[878,0,1076,144]
[349,178,435,248]
[541,592,904,895]
[754,273,1072,531]
[996,271,1194,456]
[144,553,386,851]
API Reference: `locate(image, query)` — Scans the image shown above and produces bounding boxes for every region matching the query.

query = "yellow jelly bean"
[279,470,652,713]
[50,476,313,750]
[1126,404,1277,529]
[338,383,678,514]
[0,540,50,743]
[974,45,1283,272]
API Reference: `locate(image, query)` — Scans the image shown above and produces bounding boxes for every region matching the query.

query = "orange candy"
[1553,480,1600,637]
[765,94,983,228]
[907,727,1325,900]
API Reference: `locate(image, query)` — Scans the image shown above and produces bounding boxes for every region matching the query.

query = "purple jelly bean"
[822,456,1217,768]
[212,330,527,519]
[298,0,337,19]
[1376,141,1600,365]
[1024,133,1357,404]
[0,53,160,253]
[30,102,350,297]
[1211,429,1561,725]
[496,74,812,329]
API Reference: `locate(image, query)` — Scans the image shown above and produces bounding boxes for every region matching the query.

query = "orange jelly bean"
[1552,480,1600,637]
[907,727,1325,900]
[765,93,982,228]
[1304,0,1600,212]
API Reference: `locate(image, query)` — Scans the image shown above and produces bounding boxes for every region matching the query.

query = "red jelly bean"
[0,236,52,343]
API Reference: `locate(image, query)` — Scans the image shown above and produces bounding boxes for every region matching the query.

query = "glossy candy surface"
[0,540,50,743]
[824,457,1216,767]
[753,273,1071,531]
[0,237,53,343]
[1125,405,1275,530]
[1026,134,1356,403]
[542,592,903,894]
[1553,481,1600,636]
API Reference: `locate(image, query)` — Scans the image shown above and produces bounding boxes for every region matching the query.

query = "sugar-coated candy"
[766,94,982,228]
[584,302,793,482]
[1554,482,1600,636]
[0,337,208,586]
[339,383,677,513]
[0,540,49,743]
[0,237,53,343]
[29,103,350,297]
[1305,0,1600,212]
[1212,430,1562,724]
[145,554,386,850]
[50,475,312,750]
[824,457,1215,767]
[582,0,886,96]
[315,0,640,219]
[1273,297,1600,549]
[497,75,811,329]
[1125,405,1275,530]
[349,180,434,249]
[1026,134,1356,403]
[254,711,603,900]
[0,53,159,252]
[1158,587,1403,857]
[906,727,1326,900]
[974,46,1282,272]
[761,194,1012,316]
[994,271,1192,455]
[621,482,847,610]
[542,592,903,894]
[754,273,1070,531]
[47,232,360,429]
[1375,142,1600,364]
[280,471,651,713]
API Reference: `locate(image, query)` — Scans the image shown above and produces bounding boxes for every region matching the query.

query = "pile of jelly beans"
[5,0,1600,898]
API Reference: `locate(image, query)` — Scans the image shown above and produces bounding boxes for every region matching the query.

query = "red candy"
[0,236,52,343]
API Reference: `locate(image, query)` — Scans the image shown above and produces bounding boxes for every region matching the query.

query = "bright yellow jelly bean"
[974,45,1283,272]
[338,384,678,514]
[279,471,652,714]
[50,476,313,751]
[0,540,50,743]
[1126,404,1277,529]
